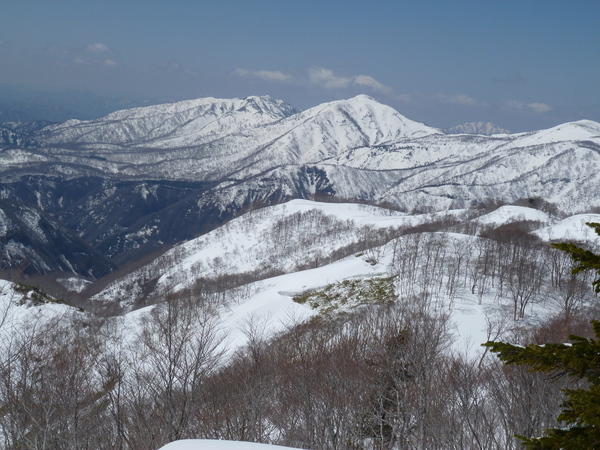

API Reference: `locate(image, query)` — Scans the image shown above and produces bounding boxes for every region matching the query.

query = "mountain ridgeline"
[1,94,600,278]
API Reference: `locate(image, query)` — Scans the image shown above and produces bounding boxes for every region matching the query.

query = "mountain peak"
[39,95,299,146]
[347,93,377,103]
[513,119,600,145]
[237,95,299,118]
[305,95,441,140]
[445,122,510,136]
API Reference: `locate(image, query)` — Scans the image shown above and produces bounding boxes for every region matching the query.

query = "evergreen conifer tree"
[484,222,600,449]
[551,222,600,293]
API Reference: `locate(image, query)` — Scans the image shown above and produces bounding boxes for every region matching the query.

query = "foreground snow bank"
[159,440,305,450]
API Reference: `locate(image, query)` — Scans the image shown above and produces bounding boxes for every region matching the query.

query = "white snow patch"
[159,440,305,450]
[474,205,551,227]
[535,214,600,244]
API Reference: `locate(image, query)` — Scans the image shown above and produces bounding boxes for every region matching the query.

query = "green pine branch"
[551,222,600,293]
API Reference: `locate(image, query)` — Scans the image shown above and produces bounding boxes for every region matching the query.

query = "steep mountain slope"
[0,199,115,276]
[1,95,596,215]
[39,95,298,147]
[89,199,473,309]
[1,94,600,275]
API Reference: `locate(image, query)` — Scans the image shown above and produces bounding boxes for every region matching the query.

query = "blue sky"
[1,1,599,131]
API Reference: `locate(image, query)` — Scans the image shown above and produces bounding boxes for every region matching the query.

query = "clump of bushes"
[294,277,395,313]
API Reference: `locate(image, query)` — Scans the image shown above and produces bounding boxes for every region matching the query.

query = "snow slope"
[159,440,305,450]
[0,279,81,348]
[4,200,599,386]
[92,200,597,360]
[473,205,552,227]
[535,214,600,244]
[91,199,467,308]
[3,95,600,213]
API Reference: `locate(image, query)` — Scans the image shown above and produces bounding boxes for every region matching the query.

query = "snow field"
[159,439,305,450]
[6,200,600,362]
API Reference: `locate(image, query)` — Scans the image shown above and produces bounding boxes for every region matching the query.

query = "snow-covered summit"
[3,95,600,215]
[303,94,441,141]
[510,119,600,146]
[39,95,299,146]
[445,121,510,136]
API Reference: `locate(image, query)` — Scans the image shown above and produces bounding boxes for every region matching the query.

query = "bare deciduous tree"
[129,294,224,448]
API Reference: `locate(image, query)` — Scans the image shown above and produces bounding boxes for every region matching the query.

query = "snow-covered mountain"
[445,121,510,135]
[17,95,439,182]
[89,199,466,308]
[5,94,600,450]
[40,95,298,147]
[2,94,598,213]
[88,197,600,312]
[1,94,600,274]
[0,198,115,276]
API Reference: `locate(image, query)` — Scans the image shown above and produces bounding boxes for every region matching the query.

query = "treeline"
[0,288,594,450]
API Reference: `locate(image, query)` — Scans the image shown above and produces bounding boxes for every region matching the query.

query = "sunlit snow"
[159,440,305,450]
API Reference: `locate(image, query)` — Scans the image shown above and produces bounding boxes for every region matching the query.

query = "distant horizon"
[1,1,599,132]
[2,83,599,134]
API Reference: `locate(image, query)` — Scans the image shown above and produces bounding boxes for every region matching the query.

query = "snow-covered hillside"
[5,198,598,357]
[91,199,468,308]
[159,440,305,450]
[83,199,597,357]
[0,279,81,341]
[3,94,599,214]
[2,198,599,450]
[535,213,600,243]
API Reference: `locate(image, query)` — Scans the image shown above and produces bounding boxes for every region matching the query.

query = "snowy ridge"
[6,200,599,357]
[507,119,600,147]
[535,214,600,244]
[2,95,600,215]
[40,95,298,146]
[100,200,599,360]
[91,199,453,307]
[445,122,511,135]
[92,199,599,313]
[471,205,552,227]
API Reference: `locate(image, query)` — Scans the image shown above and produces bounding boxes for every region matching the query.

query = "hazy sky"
[1,1,599,131]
